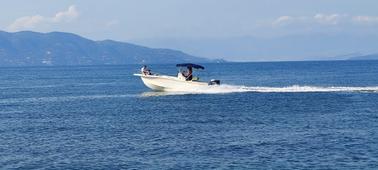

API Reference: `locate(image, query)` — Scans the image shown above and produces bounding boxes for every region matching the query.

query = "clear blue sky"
[1,0,378,60]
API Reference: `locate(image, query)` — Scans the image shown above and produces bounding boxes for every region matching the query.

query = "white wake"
[142,84,378,96]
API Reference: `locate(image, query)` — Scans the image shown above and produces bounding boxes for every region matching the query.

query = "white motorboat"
[134,63,220,91]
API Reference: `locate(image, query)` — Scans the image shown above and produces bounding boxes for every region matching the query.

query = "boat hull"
[134,74,209,91]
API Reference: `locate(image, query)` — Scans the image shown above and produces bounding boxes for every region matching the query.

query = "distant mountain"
[0,31,212,66]
[134,34,378,61]
[348,54,378,61]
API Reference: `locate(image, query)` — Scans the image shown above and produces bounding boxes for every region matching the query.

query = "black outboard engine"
[208,79,221,85]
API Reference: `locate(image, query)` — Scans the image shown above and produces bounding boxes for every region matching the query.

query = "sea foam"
[142,85,378,96]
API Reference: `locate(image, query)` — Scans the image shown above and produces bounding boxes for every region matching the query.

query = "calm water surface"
[1,61,378,169]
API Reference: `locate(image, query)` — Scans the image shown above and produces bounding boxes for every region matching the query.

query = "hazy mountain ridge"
[348,54,378,60]
[135,34,378,61]
[0,31,211,66]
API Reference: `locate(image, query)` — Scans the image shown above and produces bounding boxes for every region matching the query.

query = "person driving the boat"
[141,65,152,75]
[176,63,203,81]
[185,66,193,81]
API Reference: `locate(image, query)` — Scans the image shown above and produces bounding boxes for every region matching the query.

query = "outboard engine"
[208,79,221,85]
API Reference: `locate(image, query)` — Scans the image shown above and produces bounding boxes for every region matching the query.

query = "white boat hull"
[134,74,210,91]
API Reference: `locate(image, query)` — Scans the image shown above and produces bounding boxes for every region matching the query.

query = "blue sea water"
[1,60,378,169]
